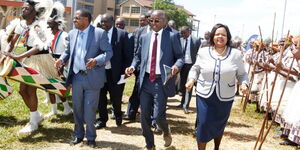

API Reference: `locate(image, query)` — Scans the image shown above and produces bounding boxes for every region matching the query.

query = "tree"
[152,0,190,29]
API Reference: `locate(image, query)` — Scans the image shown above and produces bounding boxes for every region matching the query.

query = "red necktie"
[149,33,158,82]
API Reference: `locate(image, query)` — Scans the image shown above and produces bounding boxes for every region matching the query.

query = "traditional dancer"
[3,0,60,133]
[43,1,72,116]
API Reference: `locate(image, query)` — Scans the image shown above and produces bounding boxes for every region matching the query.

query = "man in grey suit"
[125,10,183,150]
[55,9,112,148]
[178,26,201,113]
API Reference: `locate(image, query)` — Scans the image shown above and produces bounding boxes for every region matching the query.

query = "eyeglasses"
[73,17,82,20]
[149,19,160,23]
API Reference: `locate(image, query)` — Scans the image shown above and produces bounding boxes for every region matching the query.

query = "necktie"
[184,39,188,53]
[73,31,84,74]
[149,33,158,82]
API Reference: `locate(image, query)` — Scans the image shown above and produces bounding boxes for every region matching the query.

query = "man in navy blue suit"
[125,10,183,150]
[95,13,132,129]
[55,9,112,148]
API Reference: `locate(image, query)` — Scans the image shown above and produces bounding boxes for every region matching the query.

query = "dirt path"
[38,95,293,150]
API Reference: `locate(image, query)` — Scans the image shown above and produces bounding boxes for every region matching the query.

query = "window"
[115,9,120,16]
[130,19,139,27]
[84,5,94,14]
[116,0,126,4]
[124,19,129,26]
[131,7,140,14]
[122,7,130,13]
[85,0,94,3]
[141,8,149,15]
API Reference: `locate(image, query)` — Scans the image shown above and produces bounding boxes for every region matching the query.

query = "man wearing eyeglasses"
[125,10,183,150]
[55,9,112,148]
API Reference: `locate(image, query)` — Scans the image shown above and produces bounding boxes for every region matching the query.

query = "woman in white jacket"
[186,23,249,150]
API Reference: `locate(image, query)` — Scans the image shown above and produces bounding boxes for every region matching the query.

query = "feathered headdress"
[25,0,54,20]
[49,1,66,30]
[93,14,102,28]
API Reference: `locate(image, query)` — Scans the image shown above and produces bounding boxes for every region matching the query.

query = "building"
[117,0,197,33]
[118,0,152,32]
[76,0,115,19]
[0,0,71,29]
[0,0,115,30]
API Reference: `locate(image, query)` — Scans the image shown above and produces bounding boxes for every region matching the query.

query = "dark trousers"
[140,74,170,148]
[98,69,125,123]
[126,71,140,118]
[180,64,193,108]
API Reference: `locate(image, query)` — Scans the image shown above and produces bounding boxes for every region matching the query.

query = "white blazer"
[188,47,248,101]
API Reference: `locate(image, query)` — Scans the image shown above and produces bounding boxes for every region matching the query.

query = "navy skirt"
[196,90,233,142]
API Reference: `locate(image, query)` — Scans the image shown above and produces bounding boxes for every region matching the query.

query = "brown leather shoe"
[163,133,172,147]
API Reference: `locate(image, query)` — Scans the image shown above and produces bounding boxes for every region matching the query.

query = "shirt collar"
[79,25,90,35]
[108,26,113,34]
[152,28,163,36]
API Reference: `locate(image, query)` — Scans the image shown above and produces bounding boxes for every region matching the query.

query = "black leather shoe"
[95,121,106,129]
[123,115,136,121]
[116,117,122,126]
[70,137,83,145]
[87,140,96,148]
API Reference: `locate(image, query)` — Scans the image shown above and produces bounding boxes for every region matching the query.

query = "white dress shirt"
[181,36,192,64]
[146,29,163,75]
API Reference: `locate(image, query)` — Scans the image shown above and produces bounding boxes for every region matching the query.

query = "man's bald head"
[149,10,167,32]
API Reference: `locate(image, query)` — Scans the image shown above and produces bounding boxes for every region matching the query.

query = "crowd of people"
[1,0,300,150]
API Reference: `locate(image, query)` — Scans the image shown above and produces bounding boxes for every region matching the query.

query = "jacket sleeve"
[188,50,202,81]
[95,30,113,66]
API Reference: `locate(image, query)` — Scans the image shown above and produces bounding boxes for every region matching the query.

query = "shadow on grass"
[224,131,257,142]
[168,119,194,135]
[19,127,73,143]
[49,114,74,123]
[95,140,141,149]
[106,125,141,136]
[227,121,252,128]
[0,115,28,127]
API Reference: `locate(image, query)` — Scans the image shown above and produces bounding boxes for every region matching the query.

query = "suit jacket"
[131,29,184,97]
[61,25,113,89]
[182,36,201,64]
[109,27,132,83]
[188,47,248,101]
[132,25,148,55]
[165,26,180,41]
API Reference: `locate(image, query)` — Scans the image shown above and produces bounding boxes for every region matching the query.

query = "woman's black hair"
[209,23,232,47]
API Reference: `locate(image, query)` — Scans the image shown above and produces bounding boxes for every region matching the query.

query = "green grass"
[0,78,135,149]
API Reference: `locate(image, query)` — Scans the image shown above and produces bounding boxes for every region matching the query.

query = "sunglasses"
[149,19,160,23]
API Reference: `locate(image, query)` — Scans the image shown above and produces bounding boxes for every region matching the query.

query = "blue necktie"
[73,31,85,74]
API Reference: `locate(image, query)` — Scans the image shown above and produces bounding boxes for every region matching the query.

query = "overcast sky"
[174,0,300,41]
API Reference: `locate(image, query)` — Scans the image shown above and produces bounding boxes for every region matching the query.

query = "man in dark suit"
[124,13,152,121]
[55,9,112,148]
[95,13,132,129]
[178,26,201,113]
[125,10,184,150]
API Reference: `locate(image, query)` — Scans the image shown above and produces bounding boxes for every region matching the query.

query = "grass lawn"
[0,77,298,150]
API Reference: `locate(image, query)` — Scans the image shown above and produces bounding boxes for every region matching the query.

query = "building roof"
[135,0,153,7]
[120,0,153,8]
[176,5,195,16]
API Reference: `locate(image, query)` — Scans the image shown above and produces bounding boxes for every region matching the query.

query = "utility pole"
[281,0,287,38]
[70,0,77,30]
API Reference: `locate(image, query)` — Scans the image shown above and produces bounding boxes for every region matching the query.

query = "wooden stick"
[258,58,295,149]
[243,26,263,112]
[254,30,289,150]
